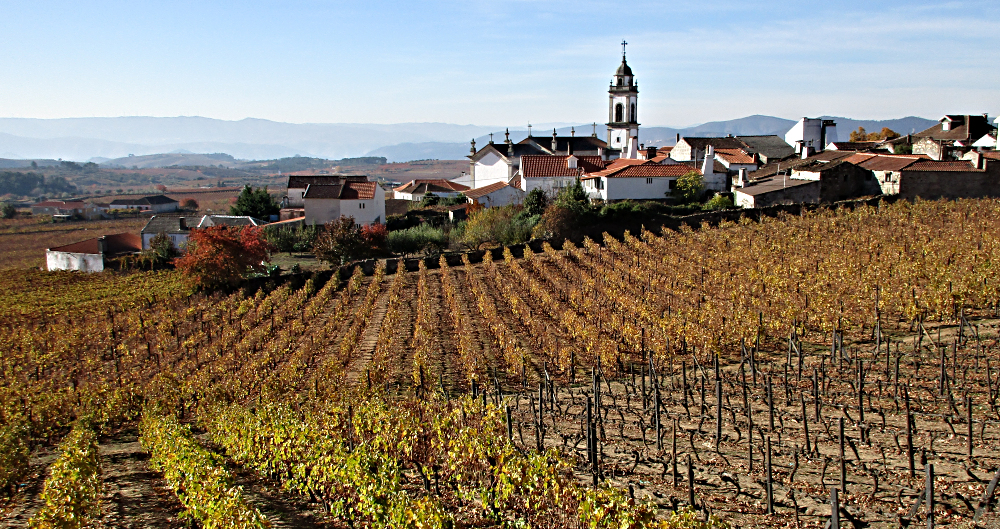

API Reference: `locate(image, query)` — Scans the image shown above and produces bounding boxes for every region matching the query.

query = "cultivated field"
[0,217,147,270]
[3,199,1000,528]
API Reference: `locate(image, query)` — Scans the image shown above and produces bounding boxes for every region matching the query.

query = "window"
[359,202,366,209]
[597,179,604,190]
[617,78,623,87]
[615,103,623,122]
[646,178,653,184]
[631,104,636,123]
[669,180,677,190]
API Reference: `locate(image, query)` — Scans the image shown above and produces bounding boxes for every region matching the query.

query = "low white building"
[303,181,386,226]
[108,194,179,213]
[46,233,142,272]
[464,181,525,208]
[392,179,469,201]
[785,118,838,156]
[286,175,361,208]
[140,216,193,250]
[581,159,698,201]
[519,154,607,196]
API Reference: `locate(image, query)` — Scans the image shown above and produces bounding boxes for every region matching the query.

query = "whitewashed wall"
[473,152,511,188]
[46,251,104,272]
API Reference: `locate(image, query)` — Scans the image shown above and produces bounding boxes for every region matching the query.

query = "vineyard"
[3,198,1000,527]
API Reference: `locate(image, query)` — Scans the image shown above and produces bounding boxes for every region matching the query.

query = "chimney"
[702,145,715,176]
[736,167,747,188]
[178,217,186,230]
[676,133,680,144]
[801,146,812,159]
[551,129,558,152]
[571,127,576,137]
[97,236,107,255]
[646,146,658,159]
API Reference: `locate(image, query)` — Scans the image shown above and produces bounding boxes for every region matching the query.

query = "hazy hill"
[0,115,940,163]
[101,152,239,169]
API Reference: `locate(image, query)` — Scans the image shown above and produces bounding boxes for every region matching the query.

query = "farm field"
[3,199,1000,527]
[0,217,147,270]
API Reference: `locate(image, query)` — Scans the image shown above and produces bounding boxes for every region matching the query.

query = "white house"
[286,175,367,208]
[46,233,142,272]
[464,181,525,208]
[303,182,386,226]
[520,155,608,196]
[581,160,698,201]
[140,216,193,250]
[108,195,179,213]
[392,179,469,201]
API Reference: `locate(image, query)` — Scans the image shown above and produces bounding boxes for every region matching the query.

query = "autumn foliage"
[173,225,274,289]
[312,217,388,265]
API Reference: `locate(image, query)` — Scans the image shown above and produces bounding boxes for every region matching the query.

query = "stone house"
[911,115,994,160]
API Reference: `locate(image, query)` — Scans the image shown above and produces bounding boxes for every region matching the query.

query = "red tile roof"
[521,155,607,178]
[901,160,980,172]
[583,161,700,179]
[393,179,469,193]
[714,148,756,164]
[982,151,1000,161]
[465,181,512,199]
[48,233,141,255]
[844,153,924,171]
[303,182,378,200]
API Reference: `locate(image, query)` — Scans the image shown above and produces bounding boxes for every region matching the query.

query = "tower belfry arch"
[606,41,639,157]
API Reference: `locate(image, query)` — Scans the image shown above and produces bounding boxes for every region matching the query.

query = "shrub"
[420,192,440,207]
[229,185,279,219]
[702,194,734,210]
[313,217,387,264]
[387,224,447,255]
[460,205,537,249]
[672,171,705,203]
[1,203,16,219]
[524,188,548,217]
[180,198,199,210]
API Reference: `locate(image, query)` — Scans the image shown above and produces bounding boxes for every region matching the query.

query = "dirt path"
[345,288,392,385]
[97,433,184,529]
[1,445,57,527]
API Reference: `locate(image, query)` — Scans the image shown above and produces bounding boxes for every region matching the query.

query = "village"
[29,49,1000,273]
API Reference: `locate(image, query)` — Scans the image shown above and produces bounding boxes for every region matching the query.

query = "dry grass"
[0,217,147,270]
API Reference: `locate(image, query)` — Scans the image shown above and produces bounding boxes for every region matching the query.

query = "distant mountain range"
[0,115,938,164]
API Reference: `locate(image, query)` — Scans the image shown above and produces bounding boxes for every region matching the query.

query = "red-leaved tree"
[173,225,274,289]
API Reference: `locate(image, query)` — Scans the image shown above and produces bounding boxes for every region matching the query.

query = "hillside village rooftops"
[303,182,377,200]
[48,233,141,255]
[844,153,928,172]
[750,150,855,179]
[914,115,994,142]
[109,194,178,206]
[735,135,795,160]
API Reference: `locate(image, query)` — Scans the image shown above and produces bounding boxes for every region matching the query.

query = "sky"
[0,0,997,128]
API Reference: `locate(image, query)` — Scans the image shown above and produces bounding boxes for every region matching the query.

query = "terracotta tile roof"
[520,155,607,178]
[583,161,700,179]
[465,181,511,198]
[844,153,923,172]
[983,151,1000,161]
[303,182,378,200]
[393,179,469,193]
[913,115,994,142]
[750,150,855,179]
[714,148,756,164]
[901,160,980,172]
[49,233,142,255]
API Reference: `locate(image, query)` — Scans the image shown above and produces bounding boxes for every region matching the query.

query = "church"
[466,45,647,195]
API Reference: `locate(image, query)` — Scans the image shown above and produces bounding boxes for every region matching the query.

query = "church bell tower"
[606,40,639,155]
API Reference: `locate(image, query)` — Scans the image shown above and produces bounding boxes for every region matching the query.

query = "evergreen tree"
[229,185,279,219]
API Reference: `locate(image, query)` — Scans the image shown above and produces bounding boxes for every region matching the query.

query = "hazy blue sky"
[1,1,997,127]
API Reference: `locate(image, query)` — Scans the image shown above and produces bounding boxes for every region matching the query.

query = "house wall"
[873,171,901,195]
[913,138,944,161]
[522,177,578,197]
[151,202,179,213]
[46,250,104,272]
[141,232,189,250]
[470,186,525,208]
[473,152,510,189]
[603,177,675,201]
[304,186,385,226]
[735,181,821,208]
[898,165,1000,200]
[818,164,879,201]
[304,198,342,226]
[286,187,307,207]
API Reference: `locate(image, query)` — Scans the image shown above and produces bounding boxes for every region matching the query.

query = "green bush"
[702,194,734,211]
[387,224,447,255]
[460,205,538,249]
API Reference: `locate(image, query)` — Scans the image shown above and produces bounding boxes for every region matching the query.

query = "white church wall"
[473,152,510,189]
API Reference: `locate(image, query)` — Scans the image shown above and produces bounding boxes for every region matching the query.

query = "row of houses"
[30,194,180,220]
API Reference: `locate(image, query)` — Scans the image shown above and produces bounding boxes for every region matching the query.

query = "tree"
[849,127,869,142]
[0,203,15,219]
[180,198,199,210]
[672,171,705,203]
[850,126,901,142]
[230,185,279,219]
[524,188,548,217]
[155,184,167,192]
[312,217,386,264]
[173,225,274,289]
[420,192,440,207]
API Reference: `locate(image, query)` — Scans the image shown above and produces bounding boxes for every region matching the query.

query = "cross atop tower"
[621,39,627,57]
